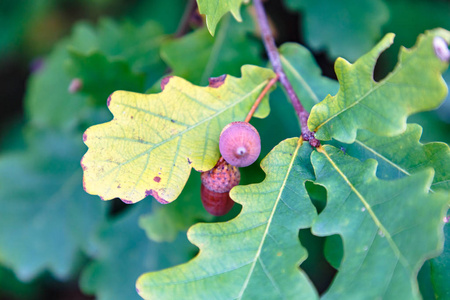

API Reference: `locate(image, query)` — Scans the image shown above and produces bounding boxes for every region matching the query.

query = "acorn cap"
[201,160,240,193]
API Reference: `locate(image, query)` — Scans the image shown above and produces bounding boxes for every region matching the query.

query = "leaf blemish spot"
[107,94,112,107]
[208,74,227,88]
[80,158,87,171]
[121,198,133,204]
[433,36,450,61]
[361,207,366,212]
[146,189,169,204]
[153,176,161,183]
[187,158,192,164]
[161,76,173,91]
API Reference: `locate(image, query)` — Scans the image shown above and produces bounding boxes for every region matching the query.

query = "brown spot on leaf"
[80,157,87,171]
[187,158,192,164]
[146,189,169,204]
[208,74,227,88]
[107,94,112,107]
[153,176,161,183]
[82,132,87,142]
[121,198,133,204]
[161,76,173,91]
[82,176,87,192]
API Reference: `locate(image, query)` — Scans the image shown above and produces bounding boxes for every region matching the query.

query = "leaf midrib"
[354,139,437,193]
[236,138,303,299]
[318,146,411,272]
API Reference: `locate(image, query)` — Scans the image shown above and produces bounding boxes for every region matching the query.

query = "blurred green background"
[0,0,448,299]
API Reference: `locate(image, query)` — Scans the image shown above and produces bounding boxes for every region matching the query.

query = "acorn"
[200,184,235,216]
[219,122,261,167]
[200,160,240,216]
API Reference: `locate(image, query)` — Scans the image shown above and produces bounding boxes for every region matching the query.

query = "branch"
[175,0,198,38]
[253,0,319,147]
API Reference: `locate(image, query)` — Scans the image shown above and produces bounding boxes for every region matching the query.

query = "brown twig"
[253,0,320,147]
[175,0,198,38]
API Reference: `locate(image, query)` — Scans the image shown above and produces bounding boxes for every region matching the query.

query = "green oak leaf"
[197,0,245,36]
[161,11,262,85]
[325,124,450,280]
[311,145,448,299]
[342,124,450,192]
[68,19,167,84]
[279,42,450,193]
[0,130,106,281]
[82,65,275,204]
[284,0,389,61]
[67,51,145,105]
[80,200,195,300]
[25,39,88,130]
[308,28,450,143]
[137,138,318,299]
[281,41,450,291]
[138,171,212,243]
[279,42,339,112]
[26,18,165,131]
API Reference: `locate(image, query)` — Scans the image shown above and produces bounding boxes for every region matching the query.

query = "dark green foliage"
[0,0,449,299]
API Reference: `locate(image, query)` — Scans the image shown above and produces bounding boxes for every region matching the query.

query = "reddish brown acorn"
[219,121,261,167]
[200,184,235,216]
[200,160,240,216]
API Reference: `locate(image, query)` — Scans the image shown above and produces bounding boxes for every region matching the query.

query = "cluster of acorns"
[200,121,261,216]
